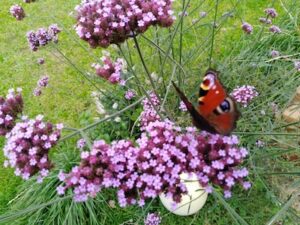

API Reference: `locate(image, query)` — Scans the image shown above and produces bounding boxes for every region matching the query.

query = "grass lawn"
[1,0,300,224]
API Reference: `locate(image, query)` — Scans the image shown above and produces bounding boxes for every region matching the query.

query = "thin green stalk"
[265,192,299,225]
[50,44,110,98]
[208,0,220,68]
[132,35,158,95]
[178,0,186,86]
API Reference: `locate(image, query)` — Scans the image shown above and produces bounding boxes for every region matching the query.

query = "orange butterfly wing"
[197,69,240,135]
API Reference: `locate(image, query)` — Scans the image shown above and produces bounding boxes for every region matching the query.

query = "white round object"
[159,173,208,216]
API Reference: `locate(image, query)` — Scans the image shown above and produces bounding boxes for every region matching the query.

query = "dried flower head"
[10,4,25,20]
[75,0,175,48]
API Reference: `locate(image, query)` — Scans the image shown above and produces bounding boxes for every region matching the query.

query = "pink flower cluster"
[231,85,259,107]
[26,24,61,51]
[74,0,175,48]
[139,92,161,130]
[58,92,250,206]
[3,115,62,183]
[24,0,36,2]
[144,212,161,225]
[92,56,126,84]
[125,89,136,100]
[0,88,23,136]
[58,120,250,205]
[10,4,25,20]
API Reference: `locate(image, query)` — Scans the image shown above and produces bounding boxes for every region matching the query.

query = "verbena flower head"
[0,88,23,136]
[269,25,281,33]
[10,5,25,20]
[231,85,258,107]
[3,115,62,182]
[242,22,253,34]
[33,88,42,97]
[26,24,61,51]
[77,138,86,149]
[24,0,36,2]
[37,58,45,65]
[144,212,161,225]
[92,56,126,84]
[74,0,175,48]
[270,50,280,58]
[199,11,207,18]
[265,8,278,18]
[259,17,272,24]
[294,61,300,72]
[179,101,187,112]
[125,89,136,100]
[38,76,49,88]
[139,92,161,130]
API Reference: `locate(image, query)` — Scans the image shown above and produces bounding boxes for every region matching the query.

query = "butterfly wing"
[172,81,218,134]
[197,69,240,135]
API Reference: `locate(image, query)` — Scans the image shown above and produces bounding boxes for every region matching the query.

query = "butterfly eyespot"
[220,100,231,112]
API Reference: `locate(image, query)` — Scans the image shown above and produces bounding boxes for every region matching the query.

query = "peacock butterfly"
[172,69,240,135]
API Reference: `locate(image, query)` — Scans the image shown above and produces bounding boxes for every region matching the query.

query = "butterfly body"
[173,69,240,135]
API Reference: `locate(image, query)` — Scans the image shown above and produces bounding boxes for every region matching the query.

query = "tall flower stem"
[118,45,168,120]
[50,45,113,99]
[132,35,158,96]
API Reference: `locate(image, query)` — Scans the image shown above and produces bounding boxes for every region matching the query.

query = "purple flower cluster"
[270,50,280,58]
[259,8,281,33]
[10,4,25,20]
[259,17,272,25]
[231,85,258,107]
[179,101,187,112]
[294,61,300,72]
[38,76,49,87]
[3,115,62,183]
[0,88,23,136]
[37,58,45,65]
[241,22,253,34]
[269,25,281,34]
[58,119,250,205]
[265,8,278,18]
[26,24,61,51]
[125,89,136,100]
[24,0,36,3]
[33,76,49,97]
[139,92,161,130]
[92,56,126,84]
[144,212,161,225]
[74,0,175,48]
